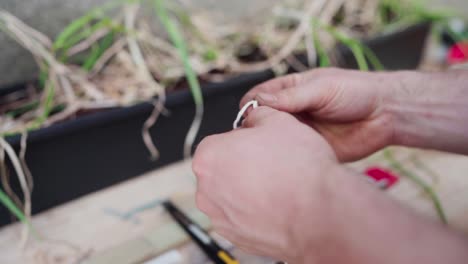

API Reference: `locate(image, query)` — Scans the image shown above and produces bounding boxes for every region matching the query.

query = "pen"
[163,200,239,264]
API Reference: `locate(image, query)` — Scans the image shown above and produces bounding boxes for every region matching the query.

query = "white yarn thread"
[233,100,258,129]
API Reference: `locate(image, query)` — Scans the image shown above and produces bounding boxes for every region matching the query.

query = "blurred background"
[0,0,467,87]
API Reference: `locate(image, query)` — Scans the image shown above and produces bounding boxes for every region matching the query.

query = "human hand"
[192,106,468,264]
[192,106,340,262]
[240,68,396,162]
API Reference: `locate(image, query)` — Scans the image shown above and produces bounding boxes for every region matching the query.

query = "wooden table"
[1,147,468,264]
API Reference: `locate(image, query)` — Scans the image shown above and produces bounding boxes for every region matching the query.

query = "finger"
[242,106,279,128]
[255,81,330,113]
[239,73,303,108]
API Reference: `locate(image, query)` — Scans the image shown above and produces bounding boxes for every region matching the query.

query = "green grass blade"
[83,45,101,71]
[383,149,448,224]
[62,18,111,48]
[153,0,203,106]
[324,25,369,71]
[6,101,40,118]
[82,32,115,71]
[53,0,131,50]
[1,77,55,138]
[312,23,330,67]
[154,0,204,158]
[0,182,37,237]
[54,14,96,50]
[38,68,49,88]
[361,45,385,71]
[0,188,30,226]
[349,43,369,71]
[57,18,119,61]
[38,80,55,123]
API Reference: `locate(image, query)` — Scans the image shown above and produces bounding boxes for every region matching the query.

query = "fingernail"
[256,93,277,104]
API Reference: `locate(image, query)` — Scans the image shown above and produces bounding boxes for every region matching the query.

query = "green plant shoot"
[312,23,330,67]
[54,0,130,49]
[154,0,204,158]
[324,25,369,71]
[153,0,203,109]
[383,149,448,224]
[83,32,115,71]
[0,185,35,235]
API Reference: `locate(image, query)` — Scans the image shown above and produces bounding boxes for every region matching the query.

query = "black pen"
[162,200,239,264]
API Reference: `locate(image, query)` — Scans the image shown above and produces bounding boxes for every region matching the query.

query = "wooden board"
[0,161,199,264]
[0,147,468,264]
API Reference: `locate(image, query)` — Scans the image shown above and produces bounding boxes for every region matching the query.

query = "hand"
[193,70,468,264]
[240,68,396,162]
[192,107,468,264]
[192,106,339,262]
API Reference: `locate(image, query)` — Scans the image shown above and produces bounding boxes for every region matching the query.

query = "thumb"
[255,84,324,113]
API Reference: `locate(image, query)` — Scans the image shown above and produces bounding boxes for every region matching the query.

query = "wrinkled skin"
[240,68,396,162]
[192,68,468,264]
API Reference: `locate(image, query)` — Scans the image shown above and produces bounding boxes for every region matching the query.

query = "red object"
[447,42,468,65]
[365,167,399,189]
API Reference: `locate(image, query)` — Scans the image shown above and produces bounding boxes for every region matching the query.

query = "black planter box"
[0,23,430,226]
